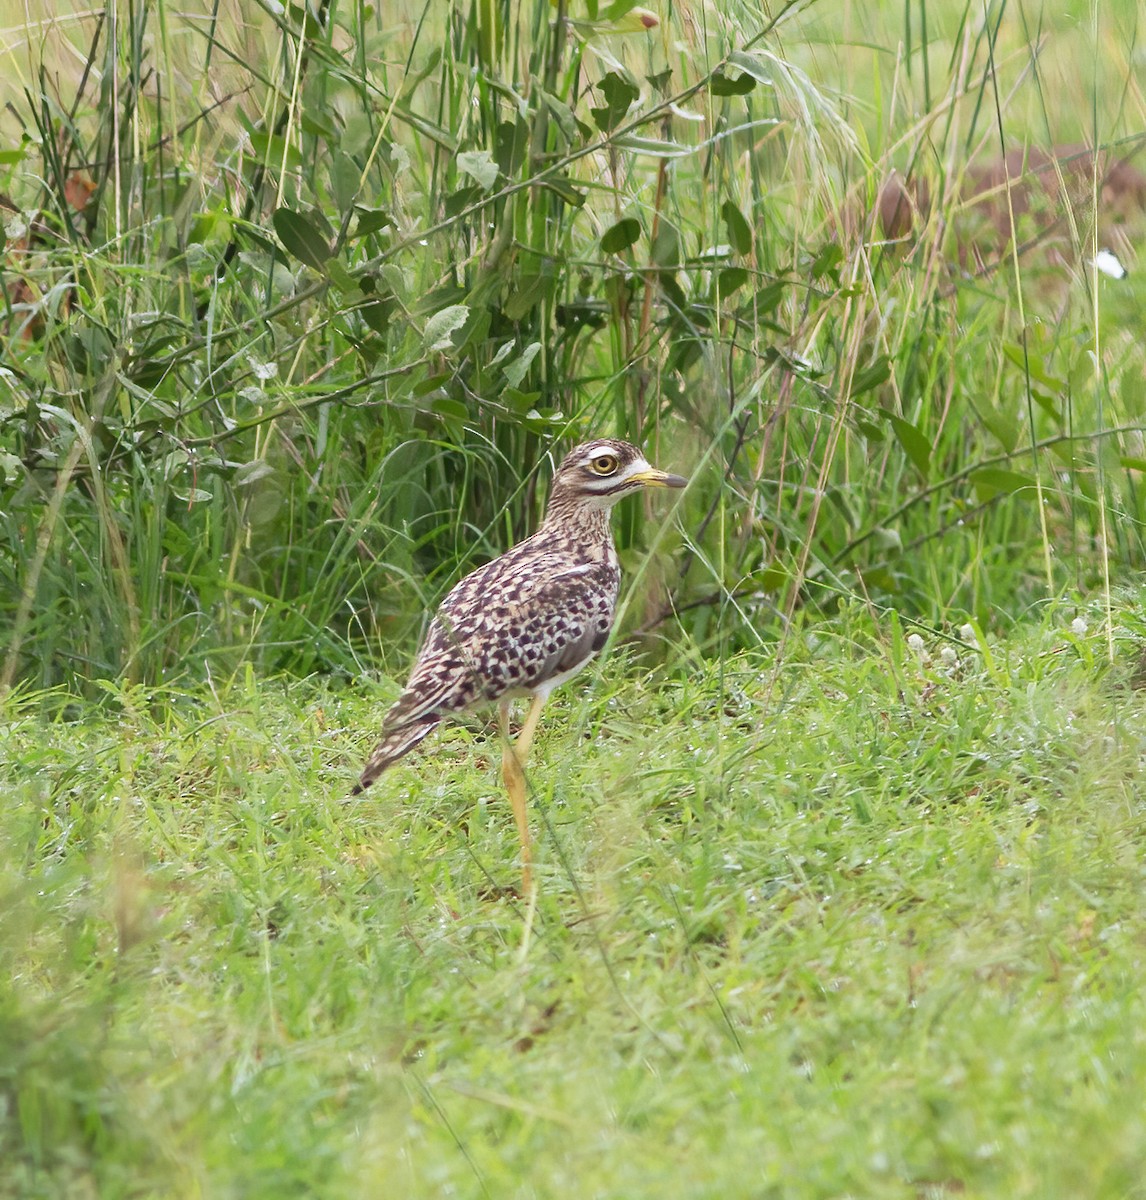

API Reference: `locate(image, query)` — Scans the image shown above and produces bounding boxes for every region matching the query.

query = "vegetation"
[3,0,1144,689]
[4,600,1146,1197]
[2,0,1145,1194]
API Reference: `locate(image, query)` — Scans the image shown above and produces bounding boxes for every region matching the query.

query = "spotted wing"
[381,557,619,731]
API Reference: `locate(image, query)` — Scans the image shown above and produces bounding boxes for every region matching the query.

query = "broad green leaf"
[855,417,886,443]
[1048,440,1076,468]
[454,305,489,351]
[601,218,641,253]
[970,468,1036,501]
[590,71,639,133]
[248,132,302,171]
[172,487,214,505]
[488,340,515,369]
[288,3,325,40]
[325,259,358,295]
[659,272,687,311]
[572,7,658,36]
[412,372,452,397]
[272,208,331,272]
[754,279,788,314]
[360,296,394,336]
[189,209,228,245]
[714,267,749,295]
[432,397,469,421]
[871,526,903,553]
[721,200,753,255]
[423,304,470,351]
[602,1,658,27]
[646,68,673,94]
[342,113,375,157]
[1031,389,1061,420]
[456,149,500,190]
[235,460,276,488]
[493,117,528,176]
[651,222,680,267]
[330,152,360,214]
[850,356,890,398]
[503,387,542,414]
[351,207,393,239]
[445,184,483,217]
[754,563,791,592]
[981,409,1020,454]
[299,111,337,141]
[884,411,932,476]
[504,272,557,321]
[710,70,756,96]
[727,49,774,85]
[1001,342,1065,391]
[541,176,586,206]
[811,241,844,282]
[412,283,467,317]
[542,92,579,145]
[503,341,542,388]
[523,407,567,430]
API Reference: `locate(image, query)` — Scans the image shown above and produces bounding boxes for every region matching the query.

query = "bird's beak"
[630,467,688,490]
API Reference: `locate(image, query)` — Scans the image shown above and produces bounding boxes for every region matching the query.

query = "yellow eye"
[589,453,619,476]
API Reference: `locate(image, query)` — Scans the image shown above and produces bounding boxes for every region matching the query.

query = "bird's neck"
[540,494,617,555]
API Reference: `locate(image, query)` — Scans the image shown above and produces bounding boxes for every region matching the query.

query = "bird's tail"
[351,718,439,795]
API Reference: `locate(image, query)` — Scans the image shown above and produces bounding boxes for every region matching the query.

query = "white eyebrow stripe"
[581,442,620,459]
[615,456,652,481]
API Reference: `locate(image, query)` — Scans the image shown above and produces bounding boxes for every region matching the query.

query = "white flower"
[1070,616,1088,636]
[1089,249,1127,280]
[248,357,279,381]
[958,623,976,643]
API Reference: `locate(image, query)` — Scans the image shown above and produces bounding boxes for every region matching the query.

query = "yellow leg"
[499,695,547,894]
[515,692,547,760]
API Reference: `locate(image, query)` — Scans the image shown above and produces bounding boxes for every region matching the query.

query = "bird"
[352,437,688,893]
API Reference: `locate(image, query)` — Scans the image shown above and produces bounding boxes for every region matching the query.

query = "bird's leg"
[499,698,536,894]
[514,692,547,761]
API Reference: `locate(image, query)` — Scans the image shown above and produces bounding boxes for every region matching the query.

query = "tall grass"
[1,0,1144,693]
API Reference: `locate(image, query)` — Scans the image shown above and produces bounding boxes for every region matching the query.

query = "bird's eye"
[589,453,619,476]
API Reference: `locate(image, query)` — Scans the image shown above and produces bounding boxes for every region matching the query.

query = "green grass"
[4,596,1146,1198]
[3,1,1146,1194]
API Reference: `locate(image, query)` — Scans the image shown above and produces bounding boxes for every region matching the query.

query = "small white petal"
[248,357,279,381]
[1090,249,1127,280]
[1070,617,1088,635]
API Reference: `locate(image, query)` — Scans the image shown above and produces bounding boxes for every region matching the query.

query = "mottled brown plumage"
[353,437,687,890]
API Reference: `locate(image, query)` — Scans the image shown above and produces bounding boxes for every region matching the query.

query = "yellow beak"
[629,467,688,490]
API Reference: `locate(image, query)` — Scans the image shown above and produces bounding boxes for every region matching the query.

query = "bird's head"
[545,438,688,516]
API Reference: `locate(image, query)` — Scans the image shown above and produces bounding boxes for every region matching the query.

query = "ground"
[4,597,1146,1198]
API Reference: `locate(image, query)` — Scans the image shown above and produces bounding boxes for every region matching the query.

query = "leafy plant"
[1,0,1143,694]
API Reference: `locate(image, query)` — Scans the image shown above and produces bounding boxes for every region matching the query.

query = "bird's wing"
[381,557,619,730]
